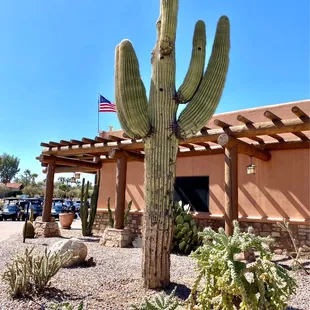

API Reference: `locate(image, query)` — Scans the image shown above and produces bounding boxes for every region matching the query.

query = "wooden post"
[224,145,238,236]
[114,156,127,229]
[42,163,55,222]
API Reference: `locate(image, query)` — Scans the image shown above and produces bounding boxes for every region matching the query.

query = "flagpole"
[97,93,100,134]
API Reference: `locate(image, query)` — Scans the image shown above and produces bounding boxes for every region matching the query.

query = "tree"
[114,0,230,288]
[0,153,20,184]
[17,169,39,186]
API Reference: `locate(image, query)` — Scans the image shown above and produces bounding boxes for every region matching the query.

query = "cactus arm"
[114,45,139,139]
[176,21,206,104]
[178,16,230,139]
[158,0,178,56]
[116,40,151,138]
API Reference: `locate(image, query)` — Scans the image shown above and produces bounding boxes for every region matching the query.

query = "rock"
[132,236,142,248]
[49,238,87,267]
[274,248,283,255]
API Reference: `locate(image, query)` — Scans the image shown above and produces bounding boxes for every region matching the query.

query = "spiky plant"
[80,177,100,236]
[114,0,230,288]
[130,287,182,310]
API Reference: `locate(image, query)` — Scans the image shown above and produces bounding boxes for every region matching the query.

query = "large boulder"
[49,238,87,267]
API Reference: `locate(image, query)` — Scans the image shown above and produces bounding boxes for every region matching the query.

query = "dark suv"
[1,204,21,221]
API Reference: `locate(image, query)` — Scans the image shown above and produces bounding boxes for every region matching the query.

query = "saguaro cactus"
[115,0,230,288]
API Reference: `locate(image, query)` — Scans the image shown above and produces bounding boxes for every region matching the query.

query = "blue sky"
[0,0,309,182]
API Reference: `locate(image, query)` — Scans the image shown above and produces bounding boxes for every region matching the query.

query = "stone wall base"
[34,219,60,237]
[93,211,310,251]
[100,228,133,248]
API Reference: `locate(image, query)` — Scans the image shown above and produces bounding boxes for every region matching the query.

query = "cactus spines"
[80,177,98,236]
[176,21,206,103]
[23,221,35,239]
[116,40,151,139]
[114,0,230,288]
[178,16,230,139]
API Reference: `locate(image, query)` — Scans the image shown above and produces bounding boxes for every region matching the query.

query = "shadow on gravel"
[286,307,303,310]
[12,287,82,308]
[163,282,191,300]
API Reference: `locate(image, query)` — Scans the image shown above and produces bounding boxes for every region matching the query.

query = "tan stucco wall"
[98,148,310,221]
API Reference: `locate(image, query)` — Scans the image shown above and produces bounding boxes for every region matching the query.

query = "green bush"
[172,202,202,255]
[130,287,182,310]
[187,221,297,310]
[2,247,72,297]
[107,197,132,228]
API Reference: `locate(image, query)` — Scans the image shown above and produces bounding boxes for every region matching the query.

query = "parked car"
[73,200,80,211]
[1,204,22,221]
[51,202,64,219]
[28,198,43,220]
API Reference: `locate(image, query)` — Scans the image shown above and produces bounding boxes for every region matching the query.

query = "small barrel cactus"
[23,221,35,238]
[172,202,201,254]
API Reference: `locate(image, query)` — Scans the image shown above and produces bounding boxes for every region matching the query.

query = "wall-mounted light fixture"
[247,156,256,175]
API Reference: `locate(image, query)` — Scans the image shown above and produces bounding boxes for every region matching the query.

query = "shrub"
[2,247,72,297]
[187,221,297,310]
[130,287,182,310]
[107,197,132,228]
[80,176,100,236]
[172,202,202,255]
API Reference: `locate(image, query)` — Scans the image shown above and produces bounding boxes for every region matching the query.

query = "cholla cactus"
[114,0,230,288]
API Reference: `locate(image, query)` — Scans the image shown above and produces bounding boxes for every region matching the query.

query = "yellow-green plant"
[186,221,297,310]
[130,287,182,310]
[172,202,201,254]
[80,176,100,236]
[114,0,230,288]
[107,197,132,228]
[2,247,72,297]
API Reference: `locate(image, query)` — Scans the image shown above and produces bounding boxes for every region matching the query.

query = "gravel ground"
[0,231,309,310]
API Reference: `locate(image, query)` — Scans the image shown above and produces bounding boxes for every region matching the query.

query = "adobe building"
[38,100,310,249]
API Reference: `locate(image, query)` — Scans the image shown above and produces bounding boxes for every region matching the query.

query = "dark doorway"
[174,176,209,212]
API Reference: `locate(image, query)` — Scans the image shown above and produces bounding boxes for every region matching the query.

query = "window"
[174,176,209,212]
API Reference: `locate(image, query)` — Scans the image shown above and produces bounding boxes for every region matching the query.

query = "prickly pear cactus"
[172,202,201,254]
[114,0,230,288]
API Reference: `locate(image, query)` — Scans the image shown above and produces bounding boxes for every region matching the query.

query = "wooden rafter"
[40,111,310,158]
[82,138,97,144]
[39,154,102,169]
[217,134,271,161]
[291,106,309,120]
[264,110,309,141]
[70,139,84,145]
[108,148,144,162]
[214,119,231,128]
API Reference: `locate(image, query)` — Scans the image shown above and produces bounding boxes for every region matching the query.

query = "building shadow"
[239,184,268,219]
[127,185,141,211]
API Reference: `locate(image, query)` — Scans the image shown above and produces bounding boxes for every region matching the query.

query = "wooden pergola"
[38,106,310,233]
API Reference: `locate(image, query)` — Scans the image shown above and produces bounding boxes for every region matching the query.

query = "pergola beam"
[291,106,309,120]
[224,145,238,236]
[42,166,98,174]
[42,163,55,222]
[40,117,310,157]
[108,148,144,162]
[217,134,271,161]
[39,155,102,169]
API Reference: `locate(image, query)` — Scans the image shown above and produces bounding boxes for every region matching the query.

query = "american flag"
[98,95,116,113]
